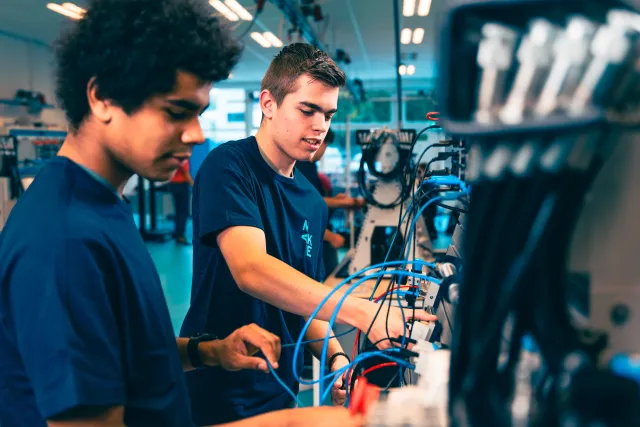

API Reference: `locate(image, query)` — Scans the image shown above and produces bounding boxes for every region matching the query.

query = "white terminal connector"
[410,320,436,342]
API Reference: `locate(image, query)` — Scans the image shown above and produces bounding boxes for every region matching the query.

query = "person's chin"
[140,167,175,182]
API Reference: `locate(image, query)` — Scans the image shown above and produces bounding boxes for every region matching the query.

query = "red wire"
[352,285,414,360]
[360,362,398,378]
[426,111,439,122]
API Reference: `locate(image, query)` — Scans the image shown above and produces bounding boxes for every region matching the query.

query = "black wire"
[237,12,260,41]
[436,202,468,214]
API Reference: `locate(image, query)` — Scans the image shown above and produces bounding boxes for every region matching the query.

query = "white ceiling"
[0,0,444,86]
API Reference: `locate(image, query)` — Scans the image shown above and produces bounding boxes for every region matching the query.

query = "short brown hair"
[261,43,346,105]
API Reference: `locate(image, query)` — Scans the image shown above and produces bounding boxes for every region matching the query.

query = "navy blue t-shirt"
[180,137,327,425]
[0,157,193,427]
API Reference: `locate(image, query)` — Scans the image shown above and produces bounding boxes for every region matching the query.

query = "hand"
[360,304,437,350]
[284,407,363,427]
[330,355,351,406]
[334,193,347,199]
[351,197,366,209]
[328,232,346,249]
[201,323,281,373]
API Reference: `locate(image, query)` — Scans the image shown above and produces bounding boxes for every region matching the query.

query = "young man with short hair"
[0,1,360,426]
[181,43,434,426]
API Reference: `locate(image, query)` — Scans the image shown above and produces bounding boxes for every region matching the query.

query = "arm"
[323,195,364,210]
[218,226,369,329]
[324,229,345,248]
[303,319,344,364]
[48,407,124,427]
[9,238,127,426]
[176,323,281,373]
[218,227,436,350]
[304,319,350,406]
[219,407,363,427]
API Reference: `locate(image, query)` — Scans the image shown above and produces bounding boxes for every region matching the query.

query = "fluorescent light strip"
[224,0,253,21]
[210,0,239,21]
[417,0,432,16]
[62,2,86,15]
[412,27,424,44]
[47,3,82,20]
[407,65,416,75]
[251,32,271,48]
[399,65,407,75]
[401,28,412,44]
[263,32,283,48]
[403,0,416,17]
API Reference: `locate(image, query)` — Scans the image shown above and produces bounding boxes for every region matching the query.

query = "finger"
[407,310,438,322]
[333,375,343,390]
[232,354,270,373]
[242,325,280,369]
[251,325,282,364]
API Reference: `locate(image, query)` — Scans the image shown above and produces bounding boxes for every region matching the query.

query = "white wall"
[0,31,66,127]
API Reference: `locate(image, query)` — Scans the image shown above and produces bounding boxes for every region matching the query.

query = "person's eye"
[325,114,334,121]
[166,109,189,120]
[301,110,314,116]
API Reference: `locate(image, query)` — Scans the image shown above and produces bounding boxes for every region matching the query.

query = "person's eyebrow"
[167,99,210,114]
[298,101,338,115]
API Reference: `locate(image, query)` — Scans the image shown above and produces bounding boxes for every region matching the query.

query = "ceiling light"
[412,28,424,44]
[417,0,432,16]
[62,2,86,15]
[401,28,412,45]
[263,32,283,48]
[403,0,416,17]
[210,0,239,21]
[224,0,253,21]
[407,65,416,75]
[251,32,272,48]
[46,3,82,20]
[399,65,407,75]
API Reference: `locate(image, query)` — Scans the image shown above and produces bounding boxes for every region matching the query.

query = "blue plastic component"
[610,353,640,386]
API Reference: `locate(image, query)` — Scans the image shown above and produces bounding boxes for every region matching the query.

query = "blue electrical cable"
[292,259,436,385]
[319,270,441,399]
[281,328,356,348]
[267,359,305,408]
[319,350,416,405]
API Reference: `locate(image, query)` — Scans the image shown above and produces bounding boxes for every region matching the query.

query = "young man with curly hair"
[0,1,361,426]
[181,43,435,425]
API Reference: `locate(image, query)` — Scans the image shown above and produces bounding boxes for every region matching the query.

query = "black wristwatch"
[187,333,217,368]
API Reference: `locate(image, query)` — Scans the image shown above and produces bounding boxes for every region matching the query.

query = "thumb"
[334,375,343,389]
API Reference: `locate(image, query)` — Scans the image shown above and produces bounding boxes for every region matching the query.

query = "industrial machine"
[344,1,640,426]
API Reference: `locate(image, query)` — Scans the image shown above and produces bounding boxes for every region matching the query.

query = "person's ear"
[259,89,277,120]
[86,77,114,124]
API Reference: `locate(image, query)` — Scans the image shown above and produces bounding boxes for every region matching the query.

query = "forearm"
[176,337,219,372]
[218,409,301,427]
[236,254,369,329]
[324,197,350,209]
[304,319,345,363]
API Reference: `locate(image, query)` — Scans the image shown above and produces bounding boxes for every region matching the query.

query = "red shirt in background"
[171,161,190,184]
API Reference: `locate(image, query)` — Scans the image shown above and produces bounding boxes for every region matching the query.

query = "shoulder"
[205,137,255,163]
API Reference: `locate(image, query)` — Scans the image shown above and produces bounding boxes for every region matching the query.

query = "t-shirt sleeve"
[196,149,263,245]
[8,237,125,419]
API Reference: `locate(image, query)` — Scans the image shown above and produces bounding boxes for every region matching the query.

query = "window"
[405,90,438,122]
[199,88,247,143]
[332,90,392,124]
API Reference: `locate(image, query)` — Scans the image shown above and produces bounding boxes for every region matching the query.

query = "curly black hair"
[55,0,243,131]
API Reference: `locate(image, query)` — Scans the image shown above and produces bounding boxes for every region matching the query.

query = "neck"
[57,126,131,194]
[255,126,296,177]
